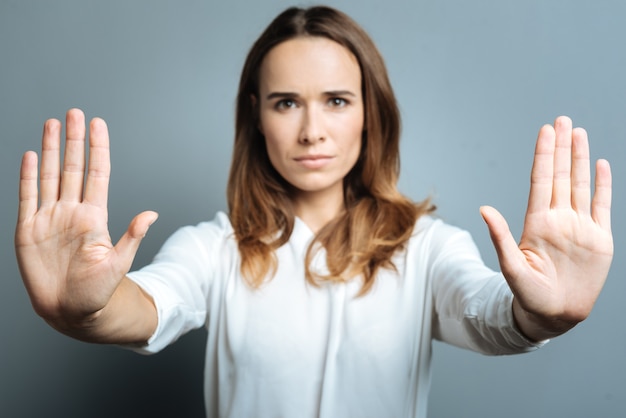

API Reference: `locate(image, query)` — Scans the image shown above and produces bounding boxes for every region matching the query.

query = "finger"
[551,116,573,208]
[17,151,39,224]
[527,124,555,214]
[570,127,591,213]
[591,159,612,231]
[60,108,86,201]
[113,211,159,273]
[480,206,525,285]
[83,118,111,208]
[39,118,62,204]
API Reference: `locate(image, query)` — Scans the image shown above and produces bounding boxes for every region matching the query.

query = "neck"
[291,187,344,234]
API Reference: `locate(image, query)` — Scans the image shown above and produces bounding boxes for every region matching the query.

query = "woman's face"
[257,36,364,204]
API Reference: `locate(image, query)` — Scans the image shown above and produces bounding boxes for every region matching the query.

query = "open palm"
[481,116,613,340]
[15,109,157,330]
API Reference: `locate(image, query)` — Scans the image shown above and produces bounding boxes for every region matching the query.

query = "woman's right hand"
[15,108,158,341]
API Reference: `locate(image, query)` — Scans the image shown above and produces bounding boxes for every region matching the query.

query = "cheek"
[347,136,362,168]
[260,117,285,161]
[263,135,283,171]
[262,131,294,177]
[342,115,365,162]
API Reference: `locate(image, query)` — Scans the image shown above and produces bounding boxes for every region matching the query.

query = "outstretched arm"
[15,109,158,344]
[480,116,613,341]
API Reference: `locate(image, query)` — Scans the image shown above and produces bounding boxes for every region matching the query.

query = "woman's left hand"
[480,116,613,341]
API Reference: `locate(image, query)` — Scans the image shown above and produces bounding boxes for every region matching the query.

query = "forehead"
[259,36,361,93]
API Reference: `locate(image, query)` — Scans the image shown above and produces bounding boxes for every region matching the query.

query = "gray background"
[1,0,624,417]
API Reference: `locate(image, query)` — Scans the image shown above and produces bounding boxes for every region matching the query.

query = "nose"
[298,105,325,144]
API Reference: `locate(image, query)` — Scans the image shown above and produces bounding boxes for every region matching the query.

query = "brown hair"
[227,5,433,294]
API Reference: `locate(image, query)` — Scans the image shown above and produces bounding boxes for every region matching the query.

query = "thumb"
[114,211,159,272]
[480,205,523,281]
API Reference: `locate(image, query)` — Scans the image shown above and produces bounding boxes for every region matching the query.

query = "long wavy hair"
[227,5,433,294]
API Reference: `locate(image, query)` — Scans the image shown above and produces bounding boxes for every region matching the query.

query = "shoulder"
[174,211,232,238]
[411,214,470,244]
[154,211,235,258]
[407,214,481,261]
[189,211,234,238]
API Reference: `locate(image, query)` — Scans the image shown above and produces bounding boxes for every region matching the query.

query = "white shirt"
[128,212,543,418]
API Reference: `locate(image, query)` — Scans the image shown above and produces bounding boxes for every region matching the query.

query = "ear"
[250,94,264,135]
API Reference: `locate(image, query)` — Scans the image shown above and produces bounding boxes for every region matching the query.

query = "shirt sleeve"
[125,212,231,354]
[426,220,547,355]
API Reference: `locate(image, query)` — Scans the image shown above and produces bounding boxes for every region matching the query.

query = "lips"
[293,154,333,169]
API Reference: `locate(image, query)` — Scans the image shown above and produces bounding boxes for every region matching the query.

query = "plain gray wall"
[1,0,624,417]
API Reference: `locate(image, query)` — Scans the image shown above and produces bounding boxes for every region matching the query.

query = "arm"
[480,116,613,341]
[15,109,158,344]
[427,220,543,355]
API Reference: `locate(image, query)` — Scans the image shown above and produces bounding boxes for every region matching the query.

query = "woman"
[15,5,613,418]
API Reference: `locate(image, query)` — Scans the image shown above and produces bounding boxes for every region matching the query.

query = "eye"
[275,99,297,110]
[328,97,348,108]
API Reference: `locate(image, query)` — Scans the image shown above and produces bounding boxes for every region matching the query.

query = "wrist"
[512,297,577,342]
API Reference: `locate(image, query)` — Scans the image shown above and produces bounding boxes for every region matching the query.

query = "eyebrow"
[265,90,357,100]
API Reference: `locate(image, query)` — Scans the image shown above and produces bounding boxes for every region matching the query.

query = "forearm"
[47,277,157,345]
